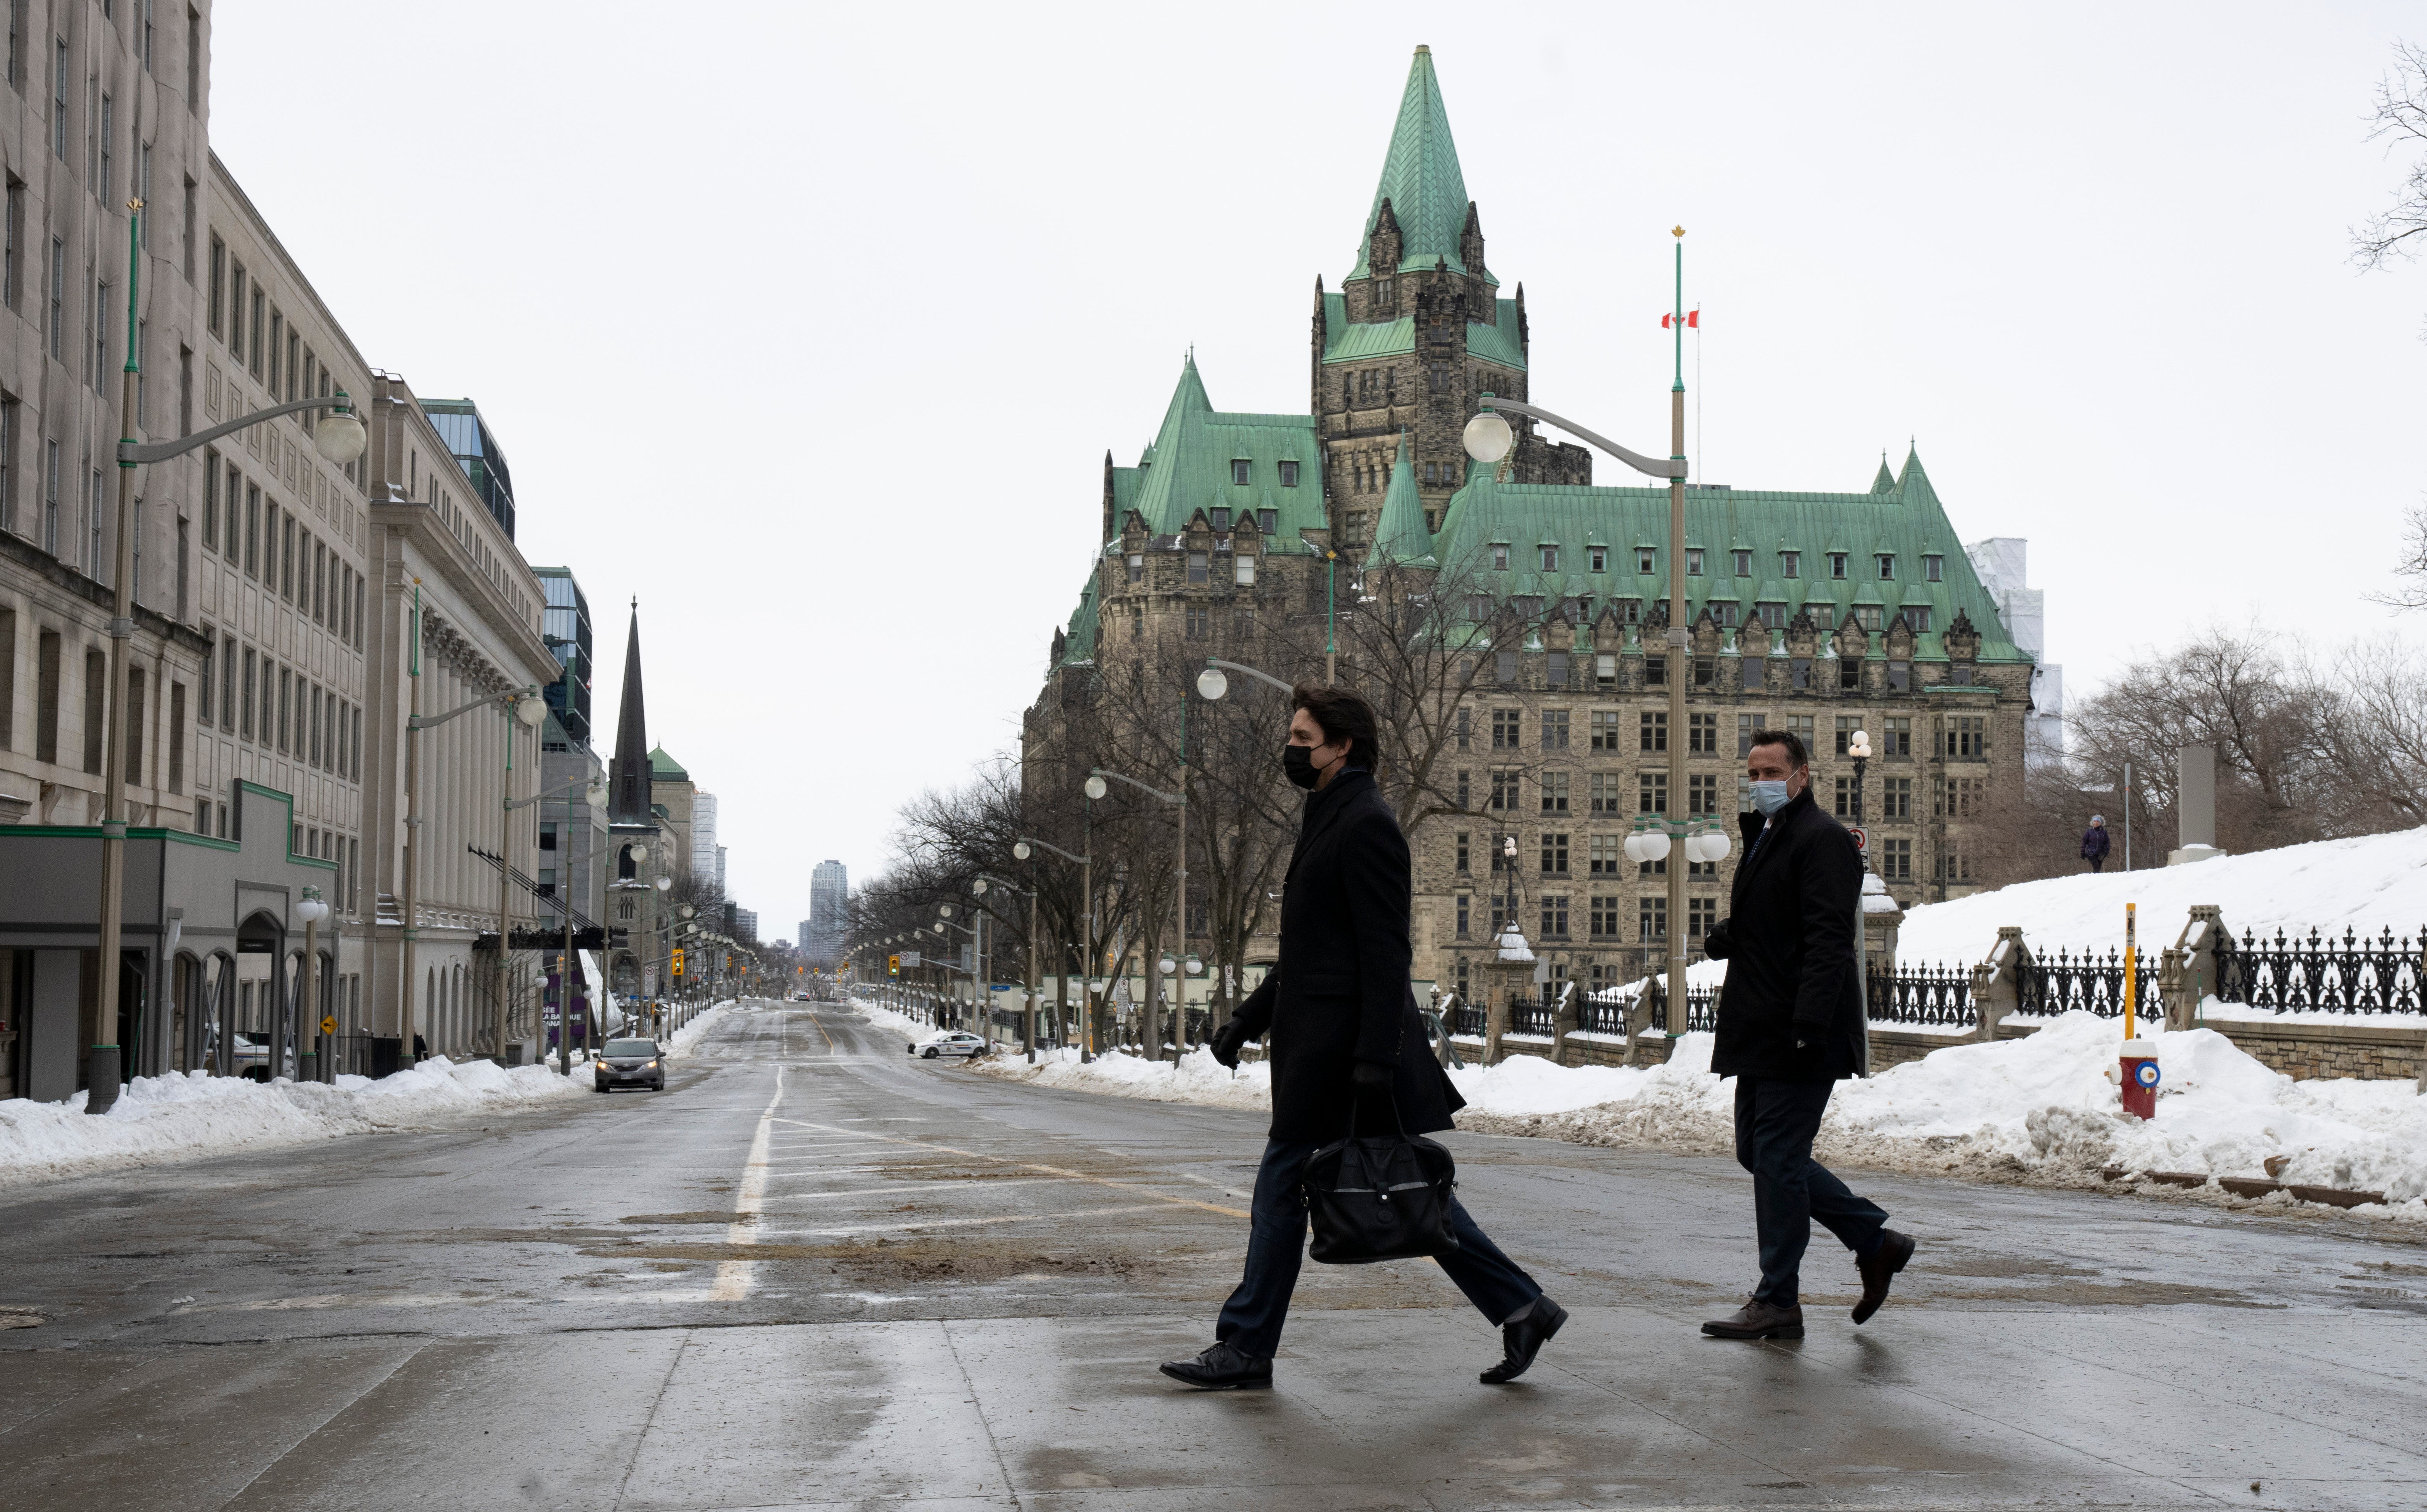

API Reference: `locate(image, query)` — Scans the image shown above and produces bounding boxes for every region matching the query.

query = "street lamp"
[84,195,371,1111]
[1463,234,1696,1033]
[478,690,552,1065]
[1092,763,1190,1060]
[294,887,331,1083]
[505,768,607,1073]
[1013,833,1091,1059]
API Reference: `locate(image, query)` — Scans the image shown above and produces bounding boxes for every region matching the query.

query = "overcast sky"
[211,2,2425,934]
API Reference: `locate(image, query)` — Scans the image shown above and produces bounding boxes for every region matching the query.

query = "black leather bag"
[1300,1097,1461,1265]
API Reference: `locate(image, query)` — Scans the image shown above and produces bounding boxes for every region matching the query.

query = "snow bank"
[0,1057,588,1190]
[965,1006,2427,1218]
[662,1001,738,1060]
[847,997,932,1048]
[1895,825,2427,968]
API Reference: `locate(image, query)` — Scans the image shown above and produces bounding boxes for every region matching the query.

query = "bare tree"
[2353,41,2427,276]
[2368,497,2427,613]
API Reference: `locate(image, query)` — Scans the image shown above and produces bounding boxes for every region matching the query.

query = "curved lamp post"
[294,887,331,1083]
[1013,832,1092,1060]
[975,874,1041,1061]
[1464,235,1697,1032]
[86,196,370,1111]
[1091,765,1189,1060]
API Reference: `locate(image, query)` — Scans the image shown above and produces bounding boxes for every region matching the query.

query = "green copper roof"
[1057,580,1100,668]
[1349,47,1485,281]
[1365,433,1434,569]
[1870,458,1897,494]
[1119,355,1328,543]
[1319,294,1526,370]
[1426,454,2027,663]
[649,744,688,780]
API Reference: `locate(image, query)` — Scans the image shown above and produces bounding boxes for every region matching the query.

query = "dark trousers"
[1215,1136,1542,1358]
[2088,855,2106,873]
[1733,1077,1889,1308]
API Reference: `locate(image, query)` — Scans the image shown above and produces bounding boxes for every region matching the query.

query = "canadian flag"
[1661,309,1701,329]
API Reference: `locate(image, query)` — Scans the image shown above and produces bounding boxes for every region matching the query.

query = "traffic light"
[887,953,901,976]
[671,947,686,978]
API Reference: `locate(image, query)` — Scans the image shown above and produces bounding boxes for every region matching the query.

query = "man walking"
[1700,729,1913,1341]
[1161,684,1564,1389]
[2082,815,2110,873]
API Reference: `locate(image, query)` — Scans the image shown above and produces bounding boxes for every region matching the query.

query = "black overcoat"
[1224,769,1465,1141]
[1704,787,1864,1083]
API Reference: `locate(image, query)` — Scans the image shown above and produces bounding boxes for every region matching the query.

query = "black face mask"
[1284,743,1324,790]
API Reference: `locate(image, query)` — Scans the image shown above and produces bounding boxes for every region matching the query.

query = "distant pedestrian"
[1162,683,1565,1391]
[2081,816,2110,874]
[1700,728,1913,1341]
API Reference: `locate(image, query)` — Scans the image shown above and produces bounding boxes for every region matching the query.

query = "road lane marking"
[710,1065,785,1302]
[771,1118,1249,1219]
[756,1178,1078,1204]
[760,1202,1183,1239]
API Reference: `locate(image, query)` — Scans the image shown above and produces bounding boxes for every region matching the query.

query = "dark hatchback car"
[594,1038,666,1093]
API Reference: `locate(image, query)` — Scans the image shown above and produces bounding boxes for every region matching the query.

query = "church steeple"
[607,600,652,826]
[1350,46,1477,280]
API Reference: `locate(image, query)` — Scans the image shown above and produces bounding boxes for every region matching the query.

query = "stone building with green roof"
[1029,46,2036,1016]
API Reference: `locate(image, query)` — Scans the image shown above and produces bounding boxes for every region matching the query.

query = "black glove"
[1350,1059,1394,1094]
[1705,917,1733,960]
[1209,1016,1250,1069]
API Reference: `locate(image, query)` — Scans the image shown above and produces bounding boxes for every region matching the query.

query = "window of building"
[1689,772,1719,816]
[1887,659,1910,692]
[1946,715,1985,758]
[1541,708,1569,749]
[1688,711,1718,754]
[1495,650,1517,684]
[1744,656,1766,690]
[1455,832,1469,874]
[1832,774,1857,818]
[1540,895,1569,940]
[1638,771,1667,814]
[1456,894,1470,937]
[1685,548,1704,576]
[1540,832,1568,874]
[1539,543,1558,571]
[1789,655,1811,690]
[0,178,17,313]
[1950,664,1975,685]
[1588,546,1607,573]
[1489,769,1517,811]
[1590,895,1622,939]
[1257,507,1275,533]
[1900,606,1931,634]
[1490,707,1520,749]
[1780,551,1800,580]
[1596,653,1617,689]
[1834,715,1862,756]
[1728,549,1751,578]
[1637,548,1656,575]
[1876,553,1896,580]
[1540,772,1569,815]
[1923,553,1943,582]
[1855,604,1884,633]
[1274,459,1298,488]
[1545,651,1568,688]
[1429,360,1451,392]
[1123,553,1142,584]
[1588,772,1624,815]
[1757,601,1786,629]
[1639,710,1666,753]
[1586,709,1620,751]
[1207,507,1230,533]
[1645,654,1666,687]
[1856,835,1902,885]
[1883,776,1912,818]
[1828,552,1848,580]
[1184,605,1208,640]
[1694,655,1714,687]
[1185,551,1207,583]
[1491,543,1509,571]
[51,39,65,159]
[1230,459,1250,486]
[1234,556,1256,586]
[1938,839,1972,884]
[1883,716,1911,756]
[1639,895,1667,942]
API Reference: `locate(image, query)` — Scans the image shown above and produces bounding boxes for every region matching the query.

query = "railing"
[2214,927,2424,1015]
[2014,947,2161,1020]
[1865,963,1977,1029]
[1451,1002,1487,1037]
[1507,1002,1555,1037]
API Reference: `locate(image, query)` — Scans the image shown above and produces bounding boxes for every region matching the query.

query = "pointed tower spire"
[608,601,652,825]
[1895,444,1940,510]
[1365,432,1434,568]
[1871,452,1897,494]
[1350,45,1474,278]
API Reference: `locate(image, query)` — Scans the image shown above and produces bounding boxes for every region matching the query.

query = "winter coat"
[1224,768,1466,1141]
[1703,788,1864,1083]
[2081,825,2110,860]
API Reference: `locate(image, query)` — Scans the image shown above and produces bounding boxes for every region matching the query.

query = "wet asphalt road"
[2,1000,2425,1512]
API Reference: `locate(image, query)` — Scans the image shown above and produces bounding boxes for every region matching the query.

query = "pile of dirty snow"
[971,1044,1273,1110]
[662,1001,739,1059]
[0,1056,589,1189]
[848,997,936,1048]
[1894,826,2427,969]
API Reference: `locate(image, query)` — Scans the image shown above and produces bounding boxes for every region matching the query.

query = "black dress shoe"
[1480,1295,1567,1384]
[1853,1228,1915,1324]
[1158,1340,1272,1390]
[1701,1297,1805,1339]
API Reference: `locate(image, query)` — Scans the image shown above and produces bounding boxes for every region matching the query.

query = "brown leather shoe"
[1853,1229,1915,1324]
[1701,1298,1804,1339]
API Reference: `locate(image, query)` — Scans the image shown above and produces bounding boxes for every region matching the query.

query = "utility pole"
[87,202,144,1112]
[1665,227,1690,1036]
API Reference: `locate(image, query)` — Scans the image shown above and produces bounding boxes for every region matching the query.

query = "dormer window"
[1230,460,1251,486]
[1211,507,1231,532]
[1781,551,1800,580]
[1637,548,1656,575]
[1540,544,1558,571]
[1686,549,1705,576]
[1126,554,1143,584]
[1923,553,1943,582]
[1876,553,1896,580]
[1829,552,1849,580]
[1733,549,1752,577]
[1589,546,1607,573]
[1278,460,1299,487]
[1375,279,1392,305]
[1257,508,1276,533]
[1187,551,1208,583]
[1490,544,1510,571]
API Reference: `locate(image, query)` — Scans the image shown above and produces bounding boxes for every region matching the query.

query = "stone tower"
[1312,45,1590,556]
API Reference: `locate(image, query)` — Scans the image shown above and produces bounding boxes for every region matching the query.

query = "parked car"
[593,1038,666,1093]
[910,1031,988,1060]
[207,1029,296,1081]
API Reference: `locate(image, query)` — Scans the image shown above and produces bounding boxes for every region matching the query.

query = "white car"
[910,1031,988,1060]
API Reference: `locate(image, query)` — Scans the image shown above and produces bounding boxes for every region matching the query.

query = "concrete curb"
[2100,1166,2387,1209]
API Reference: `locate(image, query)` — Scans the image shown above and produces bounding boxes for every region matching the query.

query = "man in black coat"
[1159,684,1564,1390]
[1699,728,1914,1341]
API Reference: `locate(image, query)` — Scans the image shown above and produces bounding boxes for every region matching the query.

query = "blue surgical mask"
[1750,780,1792,816]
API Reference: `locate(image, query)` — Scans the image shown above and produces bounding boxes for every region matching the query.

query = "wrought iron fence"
[1507,1003,1556,1037]
[1578,984,1718,1035]
[1452,1002,1487,1038]
[2214,927,2424,1015]
[1864,963,1977,1029]
[2014,947,2161,1020]
[1579,996,1630,1036]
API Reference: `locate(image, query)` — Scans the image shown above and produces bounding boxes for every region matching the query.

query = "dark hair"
[1292,682,1380,772]
[1746,728,1809,769]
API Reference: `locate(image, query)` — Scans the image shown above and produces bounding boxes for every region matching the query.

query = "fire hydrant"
[2119,1038,2161,1121]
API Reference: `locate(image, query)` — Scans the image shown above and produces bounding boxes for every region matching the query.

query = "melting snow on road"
[0,1056,590,1190]
[941,1003,2427,1219]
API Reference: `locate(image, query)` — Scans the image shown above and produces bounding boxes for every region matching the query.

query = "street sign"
[320,1016,336,1035]
[671,947,686,977]
[1847,825,1868,853]
[902,951,921,968]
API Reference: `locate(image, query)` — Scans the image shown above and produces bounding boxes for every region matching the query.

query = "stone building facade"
[1025,47,2037,1012]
